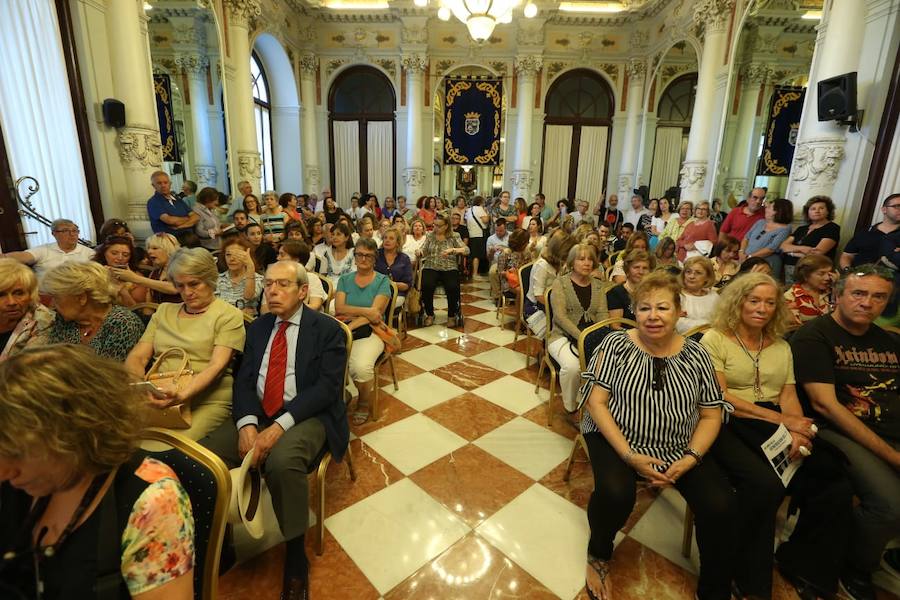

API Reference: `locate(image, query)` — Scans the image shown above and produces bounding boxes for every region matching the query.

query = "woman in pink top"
[676,201,718,262]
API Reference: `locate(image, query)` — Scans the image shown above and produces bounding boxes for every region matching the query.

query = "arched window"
[541,69,614,203]
[251,52,274,190]
[328,66,396,205]
[657,73,697,127]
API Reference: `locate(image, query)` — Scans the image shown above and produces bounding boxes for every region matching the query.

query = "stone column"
[176,54,217,188]
[679,0,733,203]
[785,0,863,205]
[401,54,427,200]
[511,55,542,200]
[298,53,321,194]
[617,59,646,201]
[722,63,769,201]
[105,0,162,235]
[223,0,261,193]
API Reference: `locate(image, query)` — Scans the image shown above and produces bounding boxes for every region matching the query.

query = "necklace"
[182,304,210,315]
[732,327,765,402]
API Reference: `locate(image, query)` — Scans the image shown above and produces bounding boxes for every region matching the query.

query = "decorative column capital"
[117,125,163,169]
[515,55,543,78]
[175,54,209,76]
[789,140,846,191]
[401,54,428,74]
[692,0,734,35]
[299,53,319,77]
[304,166,321,192]
[223,0,261,28]
[722,178,748,199]
[625,59,646,83]
[741,63,771,85]
[402,168,426,186]
[679,161,708,194]
[237,150,262,180]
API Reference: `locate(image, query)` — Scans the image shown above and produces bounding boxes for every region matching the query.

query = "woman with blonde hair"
[44,261,145,360]
[701,273,852,599]
[548,243,609,412]
[125,248,245,440]
[610,231,650,283]
[110,233,181,304]
[677,256,719,334]
[0,258,53,361]
[526,229,577,317]
[0,344,195,599]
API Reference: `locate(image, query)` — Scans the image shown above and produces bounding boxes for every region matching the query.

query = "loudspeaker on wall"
[817,72,857,122]
[102,98,126,128]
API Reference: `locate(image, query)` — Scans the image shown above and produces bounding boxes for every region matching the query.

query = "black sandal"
[586,555,610,600]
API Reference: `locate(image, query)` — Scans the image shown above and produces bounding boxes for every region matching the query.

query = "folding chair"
[371,281,400,421]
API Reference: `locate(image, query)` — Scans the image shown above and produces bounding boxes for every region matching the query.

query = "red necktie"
[262,321,290,417]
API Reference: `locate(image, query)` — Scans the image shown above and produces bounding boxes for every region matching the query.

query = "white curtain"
[0,0,94,248]
[650,127,684,199]
[332,121,360,208]
[366,121,392,202]
[541,125,573,204]
[575,126,608,208]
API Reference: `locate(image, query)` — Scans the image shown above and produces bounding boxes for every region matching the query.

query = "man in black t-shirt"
[791,265,899,599]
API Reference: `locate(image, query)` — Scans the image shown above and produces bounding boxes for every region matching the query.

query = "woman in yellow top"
[659,200,694,242]
[700,273,852,600]
[126,248,246,440]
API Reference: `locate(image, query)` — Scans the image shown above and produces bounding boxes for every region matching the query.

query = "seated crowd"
[0,171,896,600]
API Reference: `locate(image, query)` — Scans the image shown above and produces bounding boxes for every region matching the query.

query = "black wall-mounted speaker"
[817,72,857,122]
[102,98,126,128]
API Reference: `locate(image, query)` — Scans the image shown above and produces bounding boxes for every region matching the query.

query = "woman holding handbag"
[700,273,853,599]
[496,229,530,300]
[125,248,246,440]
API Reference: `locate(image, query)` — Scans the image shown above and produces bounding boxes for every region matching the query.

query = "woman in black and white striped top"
[579,272,736,600]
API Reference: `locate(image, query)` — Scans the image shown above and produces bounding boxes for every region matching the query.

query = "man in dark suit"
[201,260,348,600]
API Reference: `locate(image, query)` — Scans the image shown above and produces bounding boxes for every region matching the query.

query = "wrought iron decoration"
[15,176,94,248]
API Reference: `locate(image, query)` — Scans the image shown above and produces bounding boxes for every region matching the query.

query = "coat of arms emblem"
[464,111,480,135]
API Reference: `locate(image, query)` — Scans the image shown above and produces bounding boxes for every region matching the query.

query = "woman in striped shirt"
[580,272,736,600]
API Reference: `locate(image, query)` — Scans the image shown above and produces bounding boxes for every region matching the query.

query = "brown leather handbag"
[144,348,194,429]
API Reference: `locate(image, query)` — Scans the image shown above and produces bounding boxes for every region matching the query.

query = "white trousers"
[349,333,384,383]
[548,336,581,412]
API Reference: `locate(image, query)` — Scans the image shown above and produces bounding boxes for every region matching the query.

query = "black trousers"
[711,421,853,596]
[584,432,738,600]
[421,268,461,318]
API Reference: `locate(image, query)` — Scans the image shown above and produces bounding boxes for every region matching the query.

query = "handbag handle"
[145,347,191,379]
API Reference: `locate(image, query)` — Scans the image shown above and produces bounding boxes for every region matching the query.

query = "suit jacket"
[233,308,350,461]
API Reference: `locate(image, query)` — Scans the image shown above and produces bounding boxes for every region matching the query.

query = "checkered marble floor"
[219,279,900,600]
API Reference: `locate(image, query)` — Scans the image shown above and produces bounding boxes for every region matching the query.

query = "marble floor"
[219,278,900,600]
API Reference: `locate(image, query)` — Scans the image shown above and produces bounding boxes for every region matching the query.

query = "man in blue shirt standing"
[147,170,198,239]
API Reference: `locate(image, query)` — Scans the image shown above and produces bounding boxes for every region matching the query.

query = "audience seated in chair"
[0,258,54,361]
[201,260,348,600]
[126,248,246,440]
[0,345,195,600]
[676,257,719,334]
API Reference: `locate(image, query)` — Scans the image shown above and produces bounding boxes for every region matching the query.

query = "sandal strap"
[587,556,610,582]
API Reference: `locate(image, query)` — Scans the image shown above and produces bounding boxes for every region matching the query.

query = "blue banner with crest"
[444,78,502,166]
[757,86,805,176]
[154,74,180,163]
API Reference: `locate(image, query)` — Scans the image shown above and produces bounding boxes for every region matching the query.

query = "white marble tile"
[398,344,466,371]
[471,375,548,415]
[477,483,590,600]
[473,416,571,480]
[406,324,464,344]
[467,325,518,345]
[468,299,500,310]
[627,487,700,574]
[467,310,507,325]
[384,372,467,411]
[471,346,529,374]
[361,413,468,475]
[326,478,470,594]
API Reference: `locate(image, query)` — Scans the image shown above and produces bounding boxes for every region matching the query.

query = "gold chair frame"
[371,281,400,422]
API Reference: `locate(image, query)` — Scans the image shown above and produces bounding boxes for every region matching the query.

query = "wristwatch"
[683,447,703,465]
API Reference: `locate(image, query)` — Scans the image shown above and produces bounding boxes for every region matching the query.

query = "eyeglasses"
[264,279,298,289]
[651,357,667,392]
[53,228,79,234]
[355,252,375,260]
[844,264,894,282]
[885,204,900,209]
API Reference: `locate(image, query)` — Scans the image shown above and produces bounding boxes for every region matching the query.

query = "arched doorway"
[328,66,396,206]
[540,69,614,204]
[650,73,697,198]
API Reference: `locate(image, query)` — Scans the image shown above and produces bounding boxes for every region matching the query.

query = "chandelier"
[426,0,538,42]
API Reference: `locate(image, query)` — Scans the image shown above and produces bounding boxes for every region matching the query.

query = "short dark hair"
[508,229,529,252]
[794,254,833,284]
[495,217,507,227]
[535,193,545,201]
[280,240,311,264]
[621,223,635,232]
[182,180,198,194]
[233,209,248,219]
[883,193,900,207]
[771,198,794,224]
[196,187,219,207]
[279,193,296,209]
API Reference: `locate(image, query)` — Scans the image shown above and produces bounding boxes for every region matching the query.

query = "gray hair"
[150,170,168,182]
[267,260,308,287]
[355,237,378,254]
[50,219,76,232]
[167,248,218,291]
[43,261,116,305]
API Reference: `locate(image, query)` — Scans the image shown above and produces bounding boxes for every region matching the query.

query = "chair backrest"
[318,273,332,297]
[142,428,231,600]
[317,274,334,313]
[577,317,638,371]
[885,325,900,335]
[314,255,323,274]
[330,317,354,404]
[682,323,711,342]
[384,280,399,327]
[544,286,555,342]
[519,262,534,305]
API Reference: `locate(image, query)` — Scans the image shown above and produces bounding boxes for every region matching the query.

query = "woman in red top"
[418,196,437,228]
[514,197,528,229]
[783,254,834,324]
[676,201,718,262]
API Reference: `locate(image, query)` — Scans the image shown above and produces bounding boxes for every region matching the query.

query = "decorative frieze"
[238,150,263,180]
[194,165,218,188]
[790,140,845,186]
[118,126,163,169]
[679,161,707,193]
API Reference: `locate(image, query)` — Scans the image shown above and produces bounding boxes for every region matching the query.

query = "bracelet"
[683,447,703,465]
[622,448,636,465]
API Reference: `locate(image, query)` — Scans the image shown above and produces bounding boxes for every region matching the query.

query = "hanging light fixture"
[439,0,535,42]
